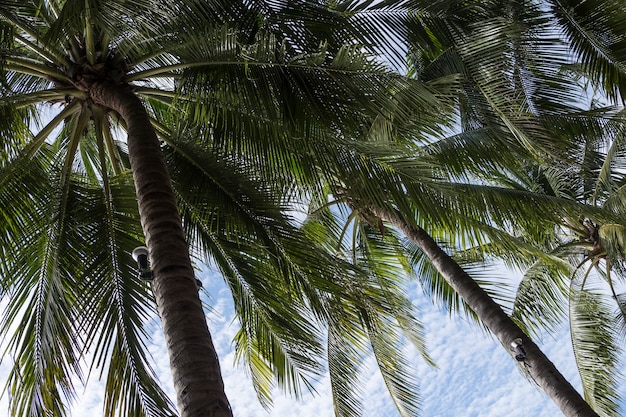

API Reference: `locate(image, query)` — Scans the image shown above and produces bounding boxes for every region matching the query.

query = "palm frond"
[327,309,368,417]
[166,142,331,402]
[550,0,626,103]
[79,172,176,417]
[570,279,622,416]
[2,165,86,417]
[366,314,421,417]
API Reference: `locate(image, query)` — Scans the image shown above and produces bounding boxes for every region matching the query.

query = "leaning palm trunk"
[370,206,599,417]
[90,82,232,417]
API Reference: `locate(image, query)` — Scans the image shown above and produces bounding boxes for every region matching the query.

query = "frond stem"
[5,58,72,84]
[93,107,121,176]
[84,9,96,66]
[25,100,82,159]
[337,210,356,253]
[148,117,171,139]
[100,34,110,61]
[101,116,124,175]
[14,33,69,66]
[62,105,90,177]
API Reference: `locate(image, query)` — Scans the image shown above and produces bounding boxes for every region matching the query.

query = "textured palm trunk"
[370,207,599,417]
[90,83,232,417]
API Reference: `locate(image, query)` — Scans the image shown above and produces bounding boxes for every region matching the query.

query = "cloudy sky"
[1,265,624,417]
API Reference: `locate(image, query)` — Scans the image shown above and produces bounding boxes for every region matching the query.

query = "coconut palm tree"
[298,1,626,415]
[531,3,626,413]
[401,2,626,415]
[421,1,626,414]
[294,1,626,415]
[0,1,456,416]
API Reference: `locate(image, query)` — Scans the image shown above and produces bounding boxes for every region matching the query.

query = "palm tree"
[400,1,626,414]
[0,1,455,416]
[528,3,626,413]
[295,1,626,415]
[302,149,601,417]
[423,1,626,414]
[263,1,626,415]
[0,1,231,414]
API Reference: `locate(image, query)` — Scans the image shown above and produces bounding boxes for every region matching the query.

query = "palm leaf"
[570,277,622,416]
[550,0,626,103]
[327,308,368,417]
[79,172,176,417]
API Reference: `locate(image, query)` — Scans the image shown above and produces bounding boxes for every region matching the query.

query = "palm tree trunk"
[370,206,599,417]
[90,82,233,417]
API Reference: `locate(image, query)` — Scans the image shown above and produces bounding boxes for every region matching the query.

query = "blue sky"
[0,265,623,417]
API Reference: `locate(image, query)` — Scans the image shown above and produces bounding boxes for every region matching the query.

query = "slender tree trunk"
[369,206,599,417]
[90,82,232,417]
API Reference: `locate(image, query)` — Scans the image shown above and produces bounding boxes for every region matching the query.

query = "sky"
[1,265,624,417]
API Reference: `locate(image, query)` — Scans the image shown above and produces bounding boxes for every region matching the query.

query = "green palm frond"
[165,141,330,403]
[512,261,571,338]
[550,0,626,103]
[304,198,432,417]
[2,164,86,417]
[327,307,368,417]
[366,314,421,417]
[570,278,622,417]
[408,0,588,164]
[79,172,175,417]
[598,224,626,264]
[590,114,626,203]
[616,292,626,343]
[0,103,30,166]
[231,278,325,407]
[355,225,433,365]
[203,245,326,404]
[419,126,531,182]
